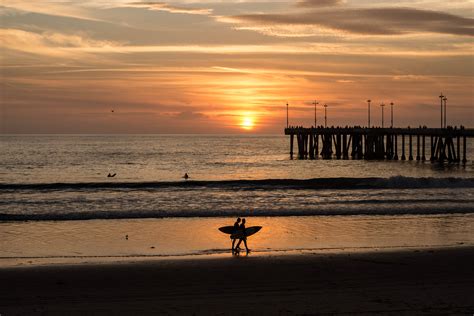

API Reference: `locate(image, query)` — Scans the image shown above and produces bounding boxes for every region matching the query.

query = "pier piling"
[402,135,406,160]
[416,135,420,161]
[394,135,398,160]
[343,134,349,159]
[457,136,461,163]
[422,136,426,161]
[463,136,467,163]
[290,134,294,160]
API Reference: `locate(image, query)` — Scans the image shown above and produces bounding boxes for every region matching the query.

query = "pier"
[285,126,474,163]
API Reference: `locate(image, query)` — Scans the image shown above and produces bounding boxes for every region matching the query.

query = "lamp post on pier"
[390,102,394,128]
[313,100,319,127]
[439,93,444,128]
[324,104,328,128]
[443,97,447,128]
[286,102,289,128]
[367,99,371,128]
[380,103,386,128]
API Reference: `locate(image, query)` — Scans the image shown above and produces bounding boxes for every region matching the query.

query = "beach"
[1,247,473,315]
[1,135,473,314]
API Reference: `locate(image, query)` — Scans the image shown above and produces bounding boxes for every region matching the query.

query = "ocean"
[1,135,473,266]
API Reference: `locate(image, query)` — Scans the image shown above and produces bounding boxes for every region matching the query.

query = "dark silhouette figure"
[235,218,250,253]
[183,173,189,180]
[107,173,116,178]
[231,217,241,252]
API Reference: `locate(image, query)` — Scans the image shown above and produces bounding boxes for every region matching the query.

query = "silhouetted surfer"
[231,217,241,252]
[183,173,189,180]
[107,173,116,178]
[236,218,250,253]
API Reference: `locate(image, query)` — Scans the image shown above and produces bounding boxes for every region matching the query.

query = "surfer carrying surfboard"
[235,218,250,253]
[231,217,241,252]
[218,220,261,254]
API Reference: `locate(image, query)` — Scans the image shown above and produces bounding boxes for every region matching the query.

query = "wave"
[1,176,473,191]
[1,206,473,221]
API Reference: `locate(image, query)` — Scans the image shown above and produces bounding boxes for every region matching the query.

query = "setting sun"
[241,116,254,130]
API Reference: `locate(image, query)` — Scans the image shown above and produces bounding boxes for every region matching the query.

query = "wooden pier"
[285,126,474,163]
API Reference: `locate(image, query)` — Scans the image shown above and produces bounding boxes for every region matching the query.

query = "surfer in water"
[183,173,189,180]
[235,218,250,253]
[231,217,241,252]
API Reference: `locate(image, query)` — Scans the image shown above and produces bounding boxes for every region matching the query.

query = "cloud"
[1,0,213,23]
[3,28,472,59]
[226,7,474,37]
[296,0,342,7]
[0,28,121,58]
[171,111,209,120]
[126,2,213,15]
[0,0,101,21]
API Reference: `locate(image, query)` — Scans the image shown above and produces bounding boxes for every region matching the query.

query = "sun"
[241,116,254,130]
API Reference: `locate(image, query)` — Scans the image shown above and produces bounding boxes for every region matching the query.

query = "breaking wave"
[1,176,473,191]
[1,206,473,221]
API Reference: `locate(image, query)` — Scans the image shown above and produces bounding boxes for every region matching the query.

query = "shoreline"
[2,246,473,314]
[3,214,473,269]
[1,243,472,269]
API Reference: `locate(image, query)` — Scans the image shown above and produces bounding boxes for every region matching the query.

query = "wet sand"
[1,247,473,315]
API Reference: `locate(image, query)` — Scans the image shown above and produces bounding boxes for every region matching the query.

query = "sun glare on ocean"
[241,116,254,130]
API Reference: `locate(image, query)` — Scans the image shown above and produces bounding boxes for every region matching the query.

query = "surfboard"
[218,226,262,239]
[218,226,235,234]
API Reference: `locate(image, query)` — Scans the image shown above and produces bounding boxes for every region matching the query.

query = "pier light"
[439,93,444,128]
[380,103,386,128]
[323,104,328,128]
[313,100,319,127]
[286,102,289,128]
[390,102,394,128]
[443,97,447,128]
[367,99,371,128]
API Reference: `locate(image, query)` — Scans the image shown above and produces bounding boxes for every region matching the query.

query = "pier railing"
[284,126,473,162]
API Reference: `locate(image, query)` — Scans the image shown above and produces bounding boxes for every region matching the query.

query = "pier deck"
[284,126,473,162]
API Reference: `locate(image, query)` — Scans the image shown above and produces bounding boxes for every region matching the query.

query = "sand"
[1,247,473,315]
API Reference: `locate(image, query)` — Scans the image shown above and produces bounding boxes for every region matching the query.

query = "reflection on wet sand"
[1,214,473,267]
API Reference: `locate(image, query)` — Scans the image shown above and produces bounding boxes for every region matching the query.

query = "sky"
[1,0,473,133]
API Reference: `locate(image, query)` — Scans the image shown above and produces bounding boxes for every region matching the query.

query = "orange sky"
[1,0,473,133]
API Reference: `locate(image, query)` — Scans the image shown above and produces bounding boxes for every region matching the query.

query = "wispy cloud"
[296,0,343,8]
[224,7,474,37]
[125,2,213,15]
[3,28,473,58]
[169,111,209,120]
[1,0,214,23]
[1,28,122,58]
[0,0,101,21]
[73,43,474,57]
